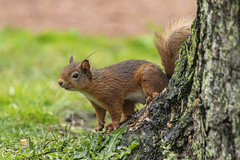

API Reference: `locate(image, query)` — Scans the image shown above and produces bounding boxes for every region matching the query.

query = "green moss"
[176,138,185,147]
[160,140,177,160]
[167,20,199,102]
[191,136,203,160]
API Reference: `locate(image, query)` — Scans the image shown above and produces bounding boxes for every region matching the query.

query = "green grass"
[0,27,160,159]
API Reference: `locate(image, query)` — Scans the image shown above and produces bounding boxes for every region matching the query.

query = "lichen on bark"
[197,0,240,159]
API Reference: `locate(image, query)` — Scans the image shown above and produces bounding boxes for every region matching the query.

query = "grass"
[0,27,161,159]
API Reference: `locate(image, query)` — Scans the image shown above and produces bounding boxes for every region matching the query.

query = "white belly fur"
[80,89,147,108]
[124,89,147,104]
[80,91,104,108]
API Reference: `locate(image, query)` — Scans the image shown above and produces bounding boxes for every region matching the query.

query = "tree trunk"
[120,0,240,159]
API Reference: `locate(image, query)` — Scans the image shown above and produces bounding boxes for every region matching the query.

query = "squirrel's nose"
[58,80,63,86]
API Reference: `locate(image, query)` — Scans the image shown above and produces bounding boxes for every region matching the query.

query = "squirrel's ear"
[80,60,92,80]
[80,59,90,72]
[70,55,74,64]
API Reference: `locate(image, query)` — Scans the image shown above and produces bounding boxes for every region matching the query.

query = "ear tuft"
[70,55,74,64]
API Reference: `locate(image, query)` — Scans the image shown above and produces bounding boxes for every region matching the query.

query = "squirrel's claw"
[106,123,119,133]
[95,125,104,132]
[146,92,159,104]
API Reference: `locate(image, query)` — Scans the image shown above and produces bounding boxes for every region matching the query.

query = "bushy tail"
[155,17,193,78]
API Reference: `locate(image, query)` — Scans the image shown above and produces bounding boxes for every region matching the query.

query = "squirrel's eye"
[72,73,79,78]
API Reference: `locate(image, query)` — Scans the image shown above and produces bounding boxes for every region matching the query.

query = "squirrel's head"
[58,55,92,91]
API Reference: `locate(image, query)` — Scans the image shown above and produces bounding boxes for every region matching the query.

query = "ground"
[0,0,196,36]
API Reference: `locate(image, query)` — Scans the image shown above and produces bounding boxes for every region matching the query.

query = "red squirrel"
[58,18,192,132]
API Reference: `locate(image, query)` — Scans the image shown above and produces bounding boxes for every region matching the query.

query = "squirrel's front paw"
[106,123,119,133]
[146,92,159,104]
[95,125,104,132]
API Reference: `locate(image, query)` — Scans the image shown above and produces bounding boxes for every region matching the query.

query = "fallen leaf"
[20,139,29,146]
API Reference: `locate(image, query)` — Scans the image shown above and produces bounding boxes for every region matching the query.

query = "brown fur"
[58,18,192,132]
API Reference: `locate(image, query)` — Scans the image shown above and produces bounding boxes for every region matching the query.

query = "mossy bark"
[120,0,240,159]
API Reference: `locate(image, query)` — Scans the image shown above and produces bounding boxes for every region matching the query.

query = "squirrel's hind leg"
[138,64,168,104]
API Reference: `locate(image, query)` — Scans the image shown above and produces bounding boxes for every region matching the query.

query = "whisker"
[48,81,61,94]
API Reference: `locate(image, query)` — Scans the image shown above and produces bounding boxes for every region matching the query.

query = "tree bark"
[120,0,240,159]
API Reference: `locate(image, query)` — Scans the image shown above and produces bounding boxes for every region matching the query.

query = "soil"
[0,0,196,36]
